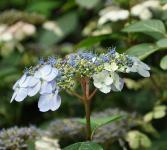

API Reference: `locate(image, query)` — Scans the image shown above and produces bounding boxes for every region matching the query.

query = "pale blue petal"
[28,76,40,87]
[15,88,28,102]
[40,81,53,94]
[13,80,19,90]
[20,76,31,88]
[18,74,27,86]
[38,94,51,112]
[28,82,41,96]
[51,94,61,111]
[42,68,58,81]
[50,80,57,91]
[10,91,17,102]
[40,65,52,78]
[34,70,41,79]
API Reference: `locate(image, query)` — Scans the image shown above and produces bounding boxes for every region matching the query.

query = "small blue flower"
[48,57,56,66]
[24,67,30,75]
[78,51,94,61]
[94,60,100,66]
[68,60,76,67]
[108,47,116,55]
[100,55,110,62]
[69,54,76,60]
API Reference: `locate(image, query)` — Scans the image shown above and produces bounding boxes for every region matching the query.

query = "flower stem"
[80,78,92,140]
[84,100,91,140]
[79,78,97,140]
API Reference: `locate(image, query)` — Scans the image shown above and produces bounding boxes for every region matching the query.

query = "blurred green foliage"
[0,0,167,149]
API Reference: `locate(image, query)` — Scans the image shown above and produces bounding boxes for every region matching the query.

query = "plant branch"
[67,90,84,101]
[88,88,97,100]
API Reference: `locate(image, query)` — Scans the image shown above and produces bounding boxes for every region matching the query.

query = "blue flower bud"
[94,60,100,66]
[39,57,45,65]
[108,47,116,55]
[101,55,110,62]
[48,56,56,65]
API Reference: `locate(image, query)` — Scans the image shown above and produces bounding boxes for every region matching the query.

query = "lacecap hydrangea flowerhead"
[11,48,150,112]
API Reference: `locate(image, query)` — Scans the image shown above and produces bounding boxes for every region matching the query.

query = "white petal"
[93,81,103,88]
[15,88,28,102]
[99,85,111,93]
[38,94,51,112]
[140,62,150,70]
[128,65,137,72]
[104,76,113,85]
[137,68,150,77]
[28,82,41,96]
[111,78,124,91]
[40,81,53,94]
[50,94,61,111]
[42,68,58,81]
[92,57,96,62]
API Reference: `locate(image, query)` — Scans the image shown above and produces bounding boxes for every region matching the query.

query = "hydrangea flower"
[11,74,41,102]
[11,49,150,112]
[126,57,150,77]
[93,71,113,93]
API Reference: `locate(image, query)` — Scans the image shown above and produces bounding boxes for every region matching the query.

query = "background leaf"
[126,43,159,59]
[76,0,100,9]
[122,20,166,39]
[156,38,167,48]
[63,141,103,150]
[160,55,167,70]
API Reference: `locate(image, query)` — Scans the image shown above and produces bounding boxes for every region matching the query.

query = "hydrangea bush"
[11,48,150,141]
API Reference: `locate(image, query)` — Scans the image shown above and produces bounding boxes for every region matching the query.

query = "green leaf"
[26,0,61,17]
[122,20,166,39]
[74,34,113,50]
[126,131,152,149]
[0,67,17,79]
[160,55,167,70]
[144,112,153,122]
[160,0,167,4]
[63,142,103,150]
[140,133,152,148]
[153,110,166,119]
[156,38,167,48]
[39,11,78,47]
[126,43,159,59]
[76,0,100,9]
[78,115,122,138]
